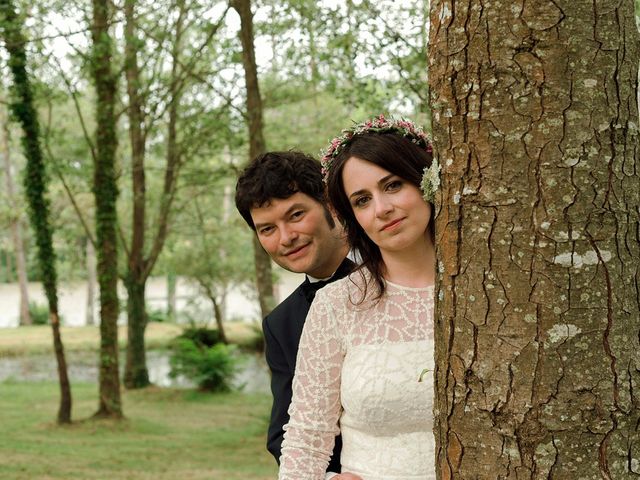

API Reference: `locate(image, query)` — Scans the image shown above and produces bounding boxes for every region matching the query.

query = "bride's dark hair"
[326,132,434,302]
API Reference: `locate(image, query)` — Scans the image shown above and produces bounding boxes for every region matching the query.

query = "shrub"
[169,337,237,392]
[177,327,221,348]
[147,306,169,323]
[28,302,50,325]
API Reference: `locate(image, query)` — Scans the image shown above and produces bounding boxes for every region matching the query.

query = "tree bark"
[122,0,151,390]
[122,0,191,388]
[204,286,228,344]
[0,86,31,325]
[124,274,149,388]
[0,0,71,423]
[232,0,276,318]
[429,1,640,478]
[89,0,122,418]
[85,237,96,326]
[166,272,176,322]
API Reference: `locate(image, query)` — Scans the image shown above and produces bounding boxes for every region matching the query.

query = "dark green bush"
[177,327,221,348]
[169,337,237,392]
[147,306,168,323]
[28,302,50,325]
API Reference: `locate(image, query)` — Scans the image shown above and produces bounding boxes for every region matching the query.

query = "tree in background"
[0,81,31,325]
[0,0,71,423]
[163,181,255,343]
[430,0,639,477]
[232,0,276,318]
[89,0,122,418]
[120,0,236,388]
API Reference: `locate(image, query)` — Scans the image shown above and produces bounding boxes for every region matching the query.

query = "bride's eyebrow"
[348,174,395,200]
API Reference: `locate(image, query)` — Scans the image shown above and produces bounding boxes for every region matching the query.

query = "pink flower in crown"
[321,114,434,184]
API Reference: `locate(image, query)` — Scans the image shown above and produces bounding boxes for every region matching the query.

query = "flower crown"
[320,114,440,202]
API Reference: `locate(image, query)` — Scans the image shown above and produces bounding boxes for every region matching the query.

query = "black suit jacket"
[263,259,353,473]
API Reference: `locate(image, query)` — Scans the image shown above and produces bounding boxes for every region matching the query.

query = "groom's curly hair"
[235,151,334,230]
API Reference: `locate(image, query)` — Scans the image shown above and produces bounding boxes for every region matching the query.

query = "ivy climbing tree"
[90,0,122,418]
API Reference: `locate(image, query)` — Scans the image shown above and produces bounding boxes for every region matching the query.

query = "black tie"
[300,258,355,303]
[301,278,332,303]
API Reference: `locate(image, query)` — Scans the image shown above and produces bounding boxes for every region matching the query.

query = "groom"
[235,151,356,479]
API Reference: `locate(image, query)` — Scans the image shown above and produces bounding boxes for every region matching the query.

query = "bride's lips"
[381,218,404,232]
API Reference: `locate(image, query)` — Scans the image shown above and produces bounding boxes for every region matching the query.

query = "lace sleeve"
[278,288,345,479]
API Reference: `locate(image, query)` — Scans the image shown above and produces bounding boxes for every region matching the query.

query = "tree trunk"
[124,274,149,388]
[232,0,276,318]
[0,0,71,423]
[89,0,122,418]
[429,1,640,478]
[0,85,31,325]
[122,0,189,388]
[205,288,227,345]
[122,0,151,390]
[85,236,96,326]
[166,272,176,322]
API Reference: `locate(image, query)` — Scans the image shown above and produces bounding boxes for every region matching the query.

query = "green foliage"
[177,326,222,348]
[27,301,50,325]
[169,336,238,392]
[146,305,169,323]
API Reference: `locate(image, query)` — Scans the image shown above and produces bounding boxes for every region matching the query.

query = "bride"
[278,115,438,480]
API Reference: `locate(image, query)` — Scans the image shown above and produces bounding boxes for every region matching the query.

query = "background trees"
[89,0,122,418]
[0,0,432,417]
[0,0,72,423]
[430,0,640,477]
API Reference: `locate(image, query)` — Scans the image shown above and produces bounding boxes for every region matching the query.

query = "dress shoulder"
[314,269,375,311]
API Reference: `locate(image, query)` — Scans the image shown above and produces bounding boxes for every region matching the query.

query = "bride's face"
[341,156,431,256]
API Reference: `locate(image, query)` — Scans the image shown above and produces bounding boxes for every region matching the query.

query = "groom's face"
[250,192,345,279]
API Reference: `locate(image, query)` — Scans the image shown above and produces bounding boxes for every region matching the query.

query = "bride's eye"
[385,180,403,191]
[353,195,370,208]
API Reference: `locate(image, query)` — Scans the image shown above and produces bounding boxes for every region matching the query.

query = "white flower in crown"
[421,158,441,203]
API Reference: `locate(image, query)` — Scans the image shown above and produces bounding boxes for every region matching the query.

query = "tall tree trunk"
[166,272,176,322]
[85,237,96,326]
[124,274,149,387]
[122,0,190,388]
[0,0,71,423]
[203,286,227,345]
[0,85,31,325]
[90,0,122,418]
[429,1,640,478]
[122,0,150,389]
[232,0,276,318]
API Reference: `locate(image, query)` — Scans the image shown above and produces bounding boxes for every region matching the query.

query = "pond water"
[0,349,270,394]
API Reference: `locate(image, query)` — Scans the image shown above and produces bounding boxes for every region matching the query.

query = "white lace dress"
[279,271,435,480]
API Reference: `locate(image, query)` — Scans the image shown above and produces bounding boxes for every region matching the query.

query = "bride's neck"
[381,236,435,288]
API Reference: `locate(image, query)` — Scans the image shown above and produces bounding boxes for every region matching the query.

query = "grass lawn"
[0,322,261,357]
[0,381,278,479]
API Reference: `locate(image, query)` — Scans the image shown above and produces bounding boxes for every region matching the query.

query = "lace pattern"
[279,272,435,480]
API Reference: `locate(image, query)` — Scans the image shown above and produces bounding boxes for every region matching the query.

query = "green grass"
[0,322,262,357]
[0,381,278,479]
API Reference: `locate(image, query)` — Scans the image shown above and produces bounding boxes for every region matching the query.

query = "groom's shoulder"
[263,282,307,330]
